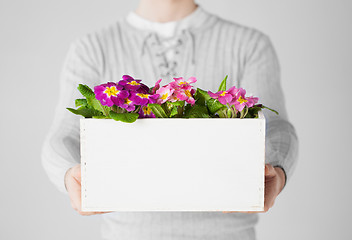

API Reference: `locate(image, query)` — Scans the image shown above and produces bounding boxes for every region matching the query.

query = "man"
[42,0,298,239]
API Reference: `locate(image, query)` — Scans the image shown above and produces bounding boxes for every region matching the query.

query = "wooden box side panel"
[81,118,265,211]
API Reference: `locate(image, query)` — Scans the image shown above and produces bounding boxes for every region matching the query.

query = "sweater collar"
[124,6,214,38]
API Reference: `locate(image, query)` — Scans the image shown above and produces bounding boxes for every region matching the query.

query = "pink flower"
[153,77,197,105]
[230,88,258,111]
[208,90,233,105]
[174,88,195,105]
[156,85,175,104]
[170,77,197,89]
[227,86,239,96]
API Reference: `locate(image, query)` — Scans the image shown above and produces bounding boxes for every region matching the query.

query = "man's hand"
[223,163,286,214]
[64,164,111,216]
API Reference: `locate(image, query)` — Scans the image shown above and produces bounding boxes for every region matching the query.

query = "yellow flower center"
[179,81,187,85]
[104,86,119,97]
[124,98,132,105]
[161,93,168,100]
[219,91,227,96]
[142,106,152,115]
[185,90,192,98]
[136,93,149,99]
[237,96,248,104]
[127,81,140,86]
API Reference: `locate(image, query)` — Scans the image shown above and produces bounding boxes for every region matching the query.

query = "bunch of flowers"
[94,75,159,118]
[206,76,260,118]
[67,75,277,123]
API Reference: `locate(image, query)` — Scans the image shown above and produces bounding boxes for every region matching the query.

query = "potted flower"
[68,75,277,212]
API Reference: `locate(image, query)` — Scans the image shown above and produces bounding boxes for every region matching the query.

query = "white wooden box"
[81,112,265,212]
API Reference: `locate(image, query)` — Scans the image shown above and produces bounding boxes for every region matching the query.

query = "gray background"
[1,0,351,239]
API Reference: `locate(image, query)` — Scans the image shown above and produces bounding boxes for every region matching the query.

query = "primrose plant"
[67,75,278,123]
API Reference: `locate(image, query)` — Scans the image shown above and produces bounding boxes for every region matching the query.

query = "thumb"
[72,164,82,183]
[265,164,276,177]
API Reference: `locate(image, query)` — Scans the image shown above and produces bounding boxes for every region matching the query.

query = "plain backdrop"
[1,0,351,239]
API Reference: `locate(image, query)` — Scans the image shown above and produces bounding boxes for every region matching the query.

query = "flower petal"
[208,91,219,99]
[122,75,134,81]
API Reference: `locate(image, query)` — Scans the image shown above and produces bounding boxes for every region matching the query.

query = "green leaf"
[227,108,232,118]
[148,103,168,118]
[262,105,279,115]
[240,106,249,119]
[184,104,210,118]
[75,99,88,107]
[77,84,95,99]
[66,107,103,118]
[109,111,139,123]
[92,115,109,119]
[215,107,228,118]
[218,75,228,92]
[169,101,185,107]
[206,98,226,115]
[194,88,211,105]
[169,107,178,117]
[87,97,110,116]
[245,106,262,118]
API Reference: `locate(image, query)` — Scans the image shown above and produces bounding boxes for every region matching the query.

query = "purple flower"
[118,75,149,92]
[94,82,128,107]
[119,97,136,112]
[139,106,156,118]
[138,83,151,94]
[130,92,159,106]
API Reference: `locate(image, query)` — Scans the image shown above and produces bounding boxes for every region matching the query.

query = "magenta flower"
[119,97,136,112]
[139,106,156,118]
[151,79,162,94]
[121,75,134,81]
[138,83,150,94]
[156,85,175,104]
[94,82,128,107]
[118,75,149,92]
[130,92,159,106]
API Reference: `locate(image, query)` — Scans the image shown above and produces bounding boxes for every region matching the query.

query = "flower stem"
[218,109,227,118]
[134,105,141,114]
[230,106,237,118]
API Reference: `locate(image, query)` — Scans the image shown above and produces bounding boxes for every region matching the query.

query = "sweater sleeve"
[41,36,101,194]
[239,31,299,189]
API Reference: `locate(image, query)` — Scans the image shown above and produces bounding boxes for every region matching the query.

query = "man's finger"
[68,177,82,212]
[72,165,81,183]
[265,164,276,177]
[222,211,256,214]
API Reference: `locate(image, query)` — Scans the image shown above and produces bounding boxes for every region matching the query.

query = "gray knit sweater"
[42,6,298,240]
